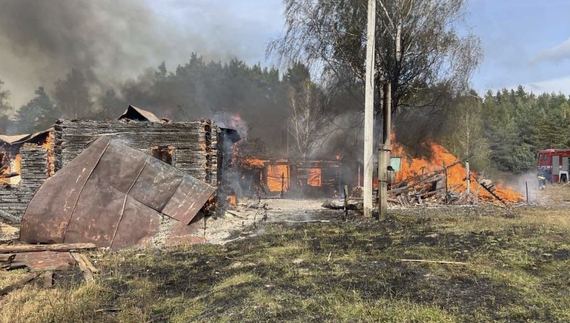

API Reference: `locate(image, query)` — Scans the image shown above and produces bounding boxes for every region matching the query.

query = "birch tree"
[268,0,483,112]
[288,79,330,158]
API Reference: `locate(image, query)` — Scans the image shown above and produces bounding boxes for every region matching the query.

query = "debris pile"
[387,138,523,206]
[0,242,99,295]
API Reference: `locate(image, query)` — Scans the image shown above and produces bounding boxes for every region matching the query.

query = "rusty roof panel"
[90,140,148,194]
[63,178,124,246]
[110,196,161,250]
[19,136,215,249]
[118,105,160,123]
[19,137,109,244]
[130,160,184,213]
[0,130,51,145]
[163,175,215,225]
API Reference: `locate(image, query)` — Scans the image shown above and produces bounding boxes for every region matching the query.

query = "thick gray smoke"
[0,0,263,108]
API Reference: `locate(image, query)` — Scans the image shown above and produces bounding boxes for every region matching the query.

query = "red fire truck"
[537,149,570,183]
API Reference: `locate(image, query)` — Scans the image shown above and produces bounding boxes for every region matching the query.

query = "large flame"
[391,136,523,203]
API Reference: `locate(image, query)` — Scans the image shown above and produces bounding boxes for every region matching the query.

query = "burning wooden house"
[0,106,241,224]
[240,158,344,198]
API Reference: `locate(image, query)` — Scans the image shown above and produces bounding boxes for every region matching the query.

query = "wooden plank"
[0,223,19,235]
[71,253,94,282]
[0,243,97,254]
[0,273,39,296]
[343,185,349,219]
[77,253,98,273]
[1,261,27,271]
[400,259,468,265]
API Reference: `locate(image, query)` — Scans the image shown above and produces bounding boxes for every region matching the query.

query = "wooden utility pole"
[378,83,391,220]
[363,0,377,218]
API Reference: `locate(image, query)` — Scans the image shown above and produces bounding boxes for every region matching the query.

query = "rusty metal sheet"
[163,175,215,225]
[110,196,160,250]
[0,129,51,145]
[118,105,160,122]
[19,137,110,244]
[90,140,148,194]
[130,160,184,212]
[64,176,125,246]
[20,136,215,249]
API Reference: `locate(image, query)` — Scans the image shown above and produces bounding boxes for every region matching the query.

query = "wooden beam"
[76,253,99,274]
[1,261,27,271]
[71,253,94,283]
[400,259,468,265]
[43,271,53,288]
[0,243,97,254]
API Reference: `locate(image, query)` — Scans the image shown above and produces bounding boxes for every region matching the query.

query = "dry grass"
[2,186,570,322]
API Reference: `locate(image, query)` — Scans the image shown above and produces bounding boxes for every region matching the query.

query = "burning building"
[0,131,53,220]
[0,105,241,223]
[388,136,524,204]
[239,157,345,198]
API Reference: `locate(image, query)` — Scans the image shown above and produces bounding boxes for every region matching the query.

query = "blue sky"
[467,0,570,94]
[149,0,570,95]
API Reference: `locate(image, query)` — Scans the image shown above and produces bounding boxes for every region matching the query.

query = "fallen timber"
[472,174,509,206]
[388,158,464,195]
[0,243,97,254]
[384,152,513,207]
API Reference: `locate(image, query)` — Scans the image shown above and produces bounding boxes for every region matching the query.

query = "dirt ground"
[201,180,570,244]
[204,198,341,244]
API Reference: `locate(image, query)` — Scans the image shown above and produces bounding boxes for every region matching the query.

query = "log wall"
[0,145,50,220]
[53,120,219,186]
[1,119,224,222]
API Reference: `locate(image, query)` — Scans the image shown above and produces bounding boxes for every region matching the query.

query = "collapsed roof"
[19,136,216,250]
[0,130,51,146]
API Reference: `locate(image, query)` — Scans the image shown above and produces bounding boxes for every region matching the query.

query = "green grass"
[3,188,570,322]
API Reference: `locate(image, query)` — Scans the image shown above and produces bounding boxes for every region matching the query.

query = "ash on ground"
[205,199,343,244]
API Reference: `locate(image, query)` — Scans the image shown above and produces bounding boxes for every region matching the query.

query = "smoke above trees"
[1,1,567,177]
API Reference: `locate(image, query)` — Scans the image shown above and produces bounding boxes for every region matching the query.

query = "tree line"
[482,87,570,173]
[0,56,331,158]
[1,0,567,177]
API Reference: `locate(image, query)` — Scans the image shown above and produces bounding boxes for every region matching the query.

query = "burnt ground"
[2,186,570,322]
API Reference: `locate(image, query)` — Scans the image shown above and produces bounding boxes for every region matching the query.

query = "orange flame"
[227,194,237,206]
[41,133,52,149]
[391,137,523,203]
[241,158,265,169]
[0,154,21,185]
[267,164,288,192]
[13,154,21,175]
[307,168,322,187]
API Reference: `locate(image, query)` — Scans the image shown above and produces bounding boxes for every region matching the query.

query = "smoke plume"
[0,0,254,108]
